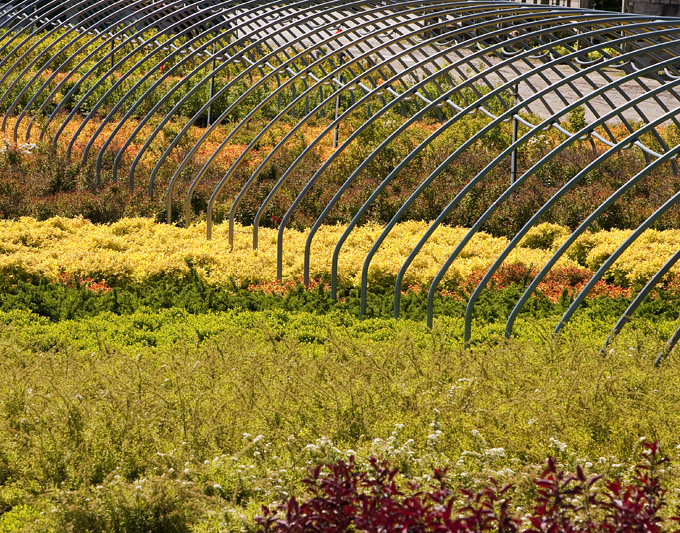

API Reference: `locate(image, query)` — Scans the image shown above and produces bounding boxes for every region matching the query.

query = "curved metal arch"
[39,0,223,150]
[460,81,680,347]
[189,1,503,239]
[443,85,680,344]
[87,0,271,179]
[0,0,67,70]
[149,0,421,216]
[252,3,559,260]
[35,2,242,143]
[122,0,325,194]
[211,1,539,227]
[601,245,680,357]
[91,0,334,176]
[171,2,406,229]
[12,0,191,143]
[208,4,635,246]
[298,15,644,293]
[46,0,266,158]
[167,0,424,224]
[304,16,680,303]
[656,321,680,366]
[364,24,680,323]
[61,0,248,163]
[555,177,680,366]
[4,0,680,357]
[108,0,326,187]
[0,0,142,131]
[343,21,680,315]
[267,10,645,285]
[418,31,680,329]
[0,0,87,73]
[505,135,680,341]
[555,184,680,337]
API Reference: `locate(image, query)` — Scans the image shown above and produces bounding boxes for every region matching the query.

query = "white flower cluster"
[243,433,272,460]
[369,423,416,467]
[0,138,38,155]
[303,436,346,462]
[549,437,568,453]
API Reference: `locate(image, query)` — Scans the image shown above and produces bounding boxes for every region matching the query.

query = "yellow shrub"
[1,217,678,289]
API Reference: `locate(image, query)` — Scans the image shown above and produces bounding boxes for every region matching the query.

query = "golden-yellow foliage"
[0,218,677,288]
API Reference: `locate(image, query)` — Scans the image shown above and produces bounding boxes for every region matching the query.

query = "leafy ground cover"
[0,215,678,530]
[2,31,680,531]
[0,296,680,531]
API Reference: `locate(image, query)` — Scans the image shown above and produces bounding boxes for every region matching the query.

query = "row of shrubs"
[3,265,679,327]
[258,442,675,532]
[1,112,679,238]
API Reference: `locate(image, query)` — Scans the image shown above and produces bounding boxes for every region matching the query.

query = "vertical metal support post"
[207,42,216,126]
[510,83,518,185]
[276,74,281,112]
[333,90,340,148]
[333,54,344,149]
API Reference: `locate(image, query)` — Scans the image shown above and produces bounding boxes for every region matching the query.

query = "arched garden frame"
[2,0,680,361]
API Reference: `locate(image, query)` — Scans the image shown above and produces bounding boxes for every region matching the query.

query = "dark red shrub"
[256,441,679,532]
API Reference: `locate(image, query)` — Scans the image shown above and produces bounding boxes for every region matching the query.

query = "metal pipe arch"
[331,19,609,304]
[351,25,680,313]
[0,0,143,133]
[656,321,680,366]
[21,0,264,155]
[127,0,333,195]
[556,186,680,337]
[167,0,423,230]
[203,3,438,238]
[95,0,326,173]
[42,0,213,151]
[149,0,421,217]
[0,0,88,72]
[89,0,280,183]
[601,245,680,357]
[443,73,680,341]
[188,1,500,239]
[0,0,119,125]
[463,105,680,347]
[64,0,256,164]
[11,0,632,221]
[12,0,190,144]
[354,22,680,318]
[314,15,680,300]
[275,9,626,289]
[4,0,680,347]
[391,30,680,329]
[193,0,516,222]
[505,127,680,341]
[18,0,237,142]
[142,0,404,197]
[14,4,676,218]
[192,1,572,235]
[52,0,283,161]
[251,3,551,259]
[302,17,646,298]
[338,18,676,306]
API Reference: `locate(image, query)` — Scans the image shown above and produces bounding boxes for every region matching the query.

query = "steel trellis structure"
[3,0,680,359]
